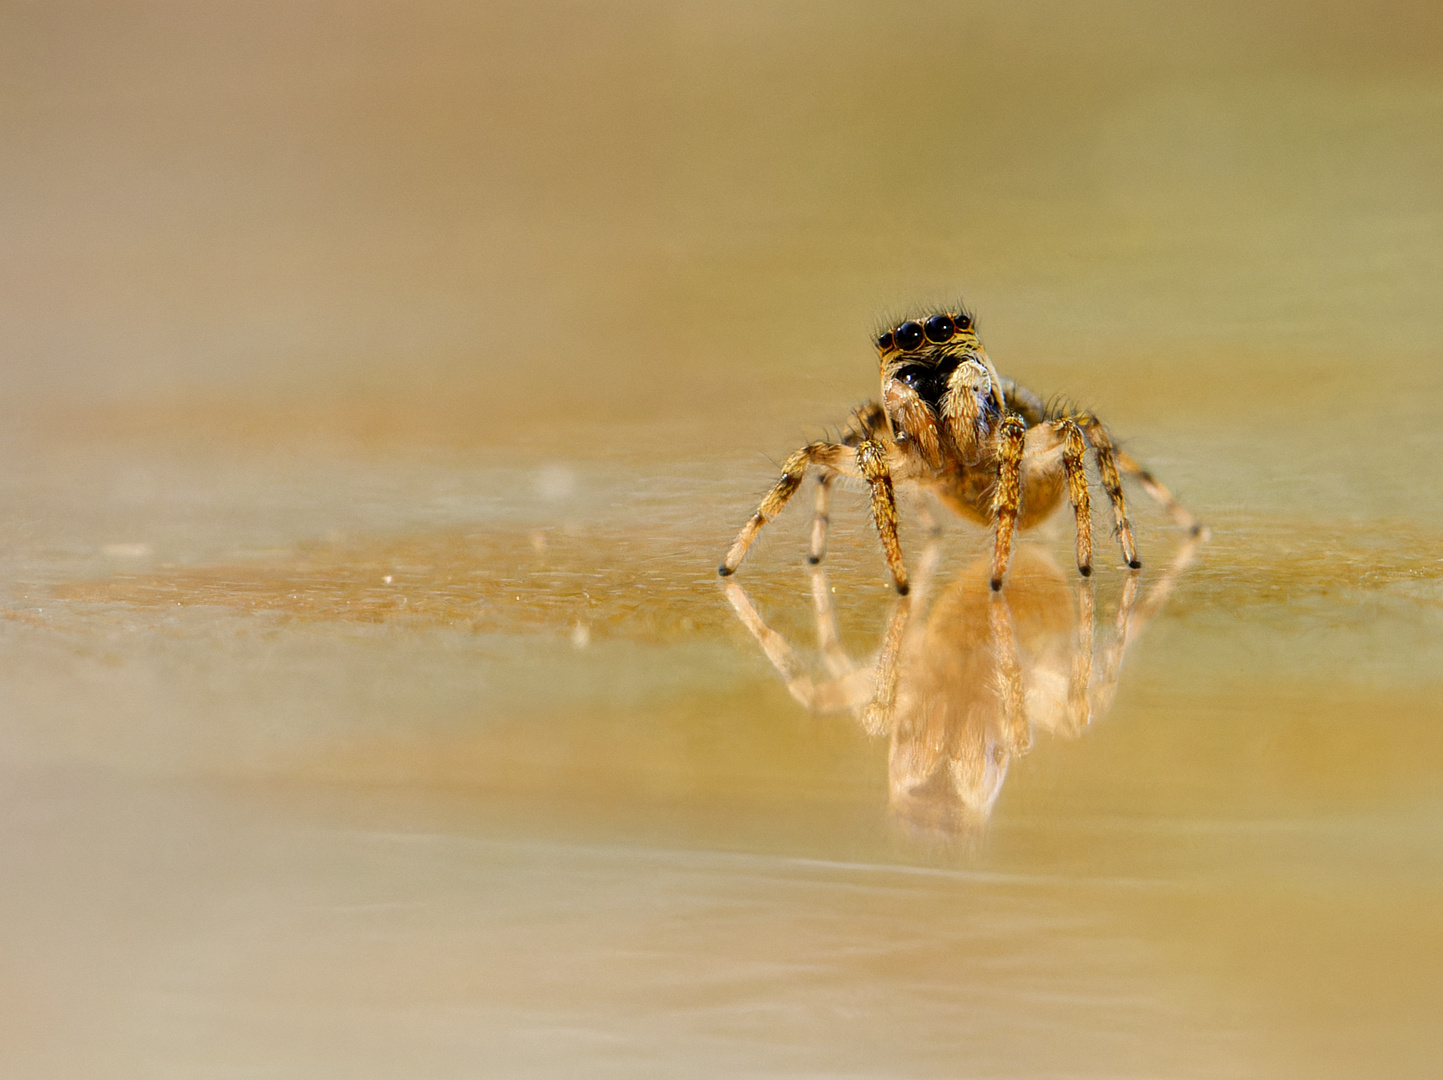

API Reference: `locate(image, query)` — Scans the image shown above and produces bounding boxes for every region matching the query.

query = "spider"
[718,305,1200,592]
[724,532,1204,831]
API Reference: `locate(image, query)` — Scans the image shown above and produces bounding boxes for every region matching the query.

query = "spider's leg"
[720,441,850,577]
[1080,416,1141,570]
[722,580,870,713]
[1114,448,1204,535]
[842,400,888,443]
[811,398,888,564]
[807,474,833,565]
[988,414,1028,590]
[856,438,910,595]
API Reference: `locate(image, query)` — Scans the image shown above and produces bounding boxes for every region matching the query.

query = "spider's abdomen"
[934,458,1066,530]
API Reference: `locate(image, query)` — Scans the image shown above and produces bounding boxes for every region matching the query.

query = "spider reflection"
[724,536,1204,834]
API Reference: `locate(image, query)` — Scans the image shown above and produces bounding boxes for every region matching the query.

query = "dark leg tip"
[1189,522,1204,537]
[990,577,1003,592]
[1078,564,1092,577]
[806,556,821,565]
[896,583,910,596]
[717,565,734,577]
[1127,559,1142,570]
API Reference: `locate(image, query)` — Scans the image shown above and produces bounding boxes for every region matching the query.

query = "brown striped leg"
[1081,416,1140,569]
[856,439,909,595]
[989,414,1028,590]
[841,400,888,444]
[1114,448,1203,535]
[720,441,849,577]
[807,474,833,564]
[1055,417,1094,576]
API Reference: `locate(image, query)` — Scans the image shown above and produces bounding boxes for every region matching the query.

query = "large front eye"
[924,314,955,343]
[894,321,924,350]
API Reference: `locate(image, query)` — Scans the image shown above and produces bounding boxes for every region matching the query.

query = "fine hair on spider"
[719,302,1201,592]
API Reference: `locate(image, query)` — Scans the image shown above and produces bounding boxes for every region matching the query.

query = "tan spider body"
[719,306,1199,592]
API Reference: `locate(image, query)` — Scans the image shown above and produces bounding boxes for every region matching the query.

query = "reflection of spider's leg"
[989,414,1028,590]
[809,565,853,679]
[1128,526,1208,629]
[1090,570,1140,716]
[863,536,942,737]
[1086,531,1205,717]
[1061,578,1096,737]
[987,592,1031,755]
[861,539,938,736]
[1114,448,1202,535]
[862,588,914,737]
[723,581,870,713]
[1080,416,1141,570]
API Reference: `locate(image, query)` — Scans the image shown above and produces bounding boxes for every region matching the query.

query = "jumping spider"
[719,305,1200,592]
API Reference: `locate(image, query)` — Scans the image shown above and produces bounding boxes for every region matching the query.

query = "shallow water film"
[3,2,1443,1077]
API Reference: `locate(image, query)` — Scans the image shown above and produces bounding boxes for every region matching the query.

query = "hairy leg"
[719,440,852,577]
[989,414,1028,590]
[857,439,910,594]
[1114,448,1203,535]
[1080,416,1141,569]
[807,474,833,564]
[1056,418,1094,576]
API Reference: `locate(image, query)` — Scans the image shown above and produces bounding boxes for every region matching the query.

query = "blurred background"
[2,2,1442,1077]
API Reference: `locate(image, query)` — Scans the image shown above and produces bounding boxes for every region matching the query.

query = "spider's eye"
[894,321,924,350]
[953,312,972,330]
[876,330,895,352]
[923,314,955,343]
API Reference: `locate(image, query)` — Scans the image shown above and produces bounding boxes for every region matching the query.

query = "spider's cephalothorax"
[719,304,1200,592]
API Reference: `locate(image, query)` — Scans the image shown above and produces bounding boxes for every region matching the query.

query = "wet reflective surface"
[3,2,1443,1077]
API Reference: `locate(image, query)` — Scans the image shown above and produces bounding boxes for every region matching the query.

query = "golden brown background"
[2,2,1442,1076]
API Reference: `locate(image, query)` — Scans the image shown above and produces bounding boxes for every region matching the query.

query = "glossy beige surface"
[3,2,1442,1077]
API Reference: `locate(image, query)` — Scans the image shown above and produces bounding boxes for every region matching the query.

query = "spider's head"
[874,308,985,409]
[875,309,978,360]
